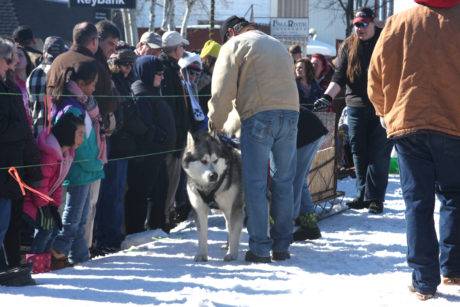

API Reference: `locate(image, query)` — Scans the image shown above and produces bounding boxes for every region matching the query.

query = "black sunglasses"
[189,70,201,76]
[354,22,369,29]
[155,71,164,76]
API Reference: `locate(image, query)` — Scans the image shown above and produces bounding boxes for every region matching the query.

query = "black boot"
[346,198,370,209]
[368,201,384,214]
[272,251,290,261]
[245,251,271,263]
[0,264,35,286]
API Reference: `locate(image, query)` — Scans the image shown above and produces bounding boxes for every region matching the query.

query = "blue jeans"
[395,132,460,295]
[293,136,324,218]
[347,105,392,202]
[30,227,59,254]
[241,110,298,257]
[53,184,91,264]
[94,159,128,249]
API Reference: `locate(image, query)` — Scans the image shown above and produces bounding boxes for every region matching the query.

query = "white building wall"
[308,0,346,46]
[136,0,272,29]
[135,1,346,46]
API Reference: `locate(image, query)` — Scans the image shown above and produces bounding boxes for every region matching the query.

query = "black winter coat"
[127,80,176,157]
[109,72,135,158]
[159,53,190,155]
[0,80,42,199]
[297,105,328,149]
[331,27,382,107]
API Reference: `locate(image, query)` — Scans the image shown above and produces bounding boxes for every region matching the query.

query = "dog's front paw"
[194,254,208,262]
[223,253,238,262]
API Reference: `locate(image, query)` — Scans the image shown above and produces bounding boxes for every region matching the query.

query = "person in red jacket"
[23,113,84,273]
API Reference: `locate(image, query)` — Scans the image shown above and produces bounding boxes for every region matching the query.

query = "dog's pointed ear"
[186,132,196,149]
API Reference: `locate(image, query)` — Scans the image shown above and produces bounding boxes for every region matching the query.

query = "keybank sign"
[69,0,136,9]
[270,18,309,37]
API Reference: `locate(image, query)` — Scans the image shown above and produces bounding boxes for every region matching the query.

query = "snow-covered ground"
[1,175,459,306]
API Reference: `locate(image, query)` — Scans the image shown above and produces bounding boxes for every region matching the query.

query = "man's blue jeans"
[94,159,128,249]
[395,132,460,295]
[53,184,91,264]
[241,110,298,257]
[293,137,324,217]
[348,105,392,202]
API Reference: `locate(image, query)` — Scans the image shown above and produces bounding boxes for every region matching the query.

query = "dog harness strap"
[197,168,229,209]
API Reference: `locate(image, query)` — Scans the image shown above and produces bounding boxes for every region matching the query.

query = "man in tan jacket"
[368,1,460,300]
[208,16,299,263]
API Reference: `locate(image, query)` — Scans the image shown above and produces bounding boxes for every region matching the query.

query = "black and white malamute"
[182,132,244,262]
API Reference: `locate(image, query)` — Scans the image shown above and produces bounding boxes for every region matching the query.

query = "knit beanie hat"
[200,40,221,59]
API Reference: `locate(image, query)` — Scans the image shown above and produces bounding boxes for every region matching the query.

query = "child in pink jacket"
[23,112,84,273]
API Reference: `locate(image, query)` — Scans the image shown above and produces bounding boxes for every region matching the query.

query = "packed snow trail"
[1,175,459,306]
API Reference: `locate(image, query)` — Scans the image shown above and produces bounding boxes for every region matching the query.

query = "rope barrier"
[0,91,347,103]
[8,167,55,203]
[0,88,341,171]
[0,147,185,171]
[0,92,212,98]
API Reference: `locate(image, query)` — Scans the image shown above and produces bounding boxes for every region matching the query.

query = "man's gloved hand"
[313,94,333,112]
[380,117,387,130]
[49,206,63,230]
[37,206,54,231]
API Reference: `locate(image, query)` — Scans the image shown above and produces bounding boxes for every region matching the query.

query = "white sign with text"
[270,18,309,37]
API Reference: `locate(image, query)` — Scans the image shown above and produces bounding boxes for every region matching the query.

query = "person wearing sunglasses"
[313,7,392,215]
[178,52,207,134]
[124,55,176,235]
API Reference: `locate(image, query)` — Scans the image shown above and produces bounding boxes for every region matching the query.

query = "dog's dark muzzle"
[208,172,218,182]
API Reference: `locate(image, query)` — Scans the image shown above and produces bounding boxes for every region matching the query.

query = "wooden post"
[210,0,215,39]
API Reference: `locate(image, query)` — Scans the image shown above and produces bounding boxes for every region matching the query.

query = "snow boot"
[293,213,322,241]
[443,276,460,285]
[408,285,435,301]
[347,198,370,209]
[272,251,290,261]
[0,264,36,286]
[245,251,271,263]
[25,253,51,274]
[368,201,384,214]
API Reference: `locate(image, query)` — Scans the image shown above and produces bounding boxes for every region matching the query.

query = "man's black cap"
[220,15,251,43]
